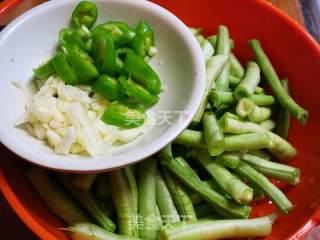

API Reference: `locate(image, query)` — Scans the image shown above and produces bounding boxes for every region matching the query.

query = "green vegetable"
[250,39,308,123]
[130,20,155,58]
[63,44,99,84]
[235,161,293,214]
[138,158,158,240]
[94,21,135,47]
[92,29,117,75]
[26,168,90,224]
[158,215,273,240]
[51,52,78,85]
[123,51,161,95]
[215,152,241,169]
[230,53,245,78]
[69,223,139,240]
[119,75,159,106]
[203,112,225,156]
[173,129,206,149]
[248,105,272,123]
[59,28,92,52]
[196,150,253,204]
[234,61,261,100]
[200,39,214,61]
[158,150,251,219]
[92,75,125,101]
[162,168,197,223]
[193,54,229,123]
[215,26,231,91]
[275,79,291,139]
[236,98,255,118]
[72,1,98,29]
[101,101,146,129]
[241,153,300,185]
[33,59,55,79]
[156,171,180,224]
[260,119,276,131]
[110,168,138,237]
[224,132,272,151]
[194,202,217,218]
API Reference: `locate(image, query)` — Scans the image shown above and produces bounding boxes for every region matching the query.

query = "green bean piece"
[197,150,253,204]
[189,27,202,35]
[250,39,308,123]
[230,53,245,78]
[260,119,276,131]
[158,215,273,240]
[209,90,236,108]
[72,174,97,190]
[173,129,206,149]
[242,153,300,185]
[248,149,271,161]
[55,173,116,232]
[275,79,291,139]
[110,168,138,237]
[156,171,180,224]
[207,35,217,49]
[224,132,272,151]
[195,34,204,44]
[215,152,241,169]
[26,168,90,224]
[235,161,293,214]
[219,117,297,160]
[215,63,230,91]
[215,105,233,119]
[157,151,251,219]
[201,39,214,62]
[138,158,158,239]
[251,94,275,106]
[162,168,197,223]
[248,106,272,123]
[194,202,216,218]
[193,54,229,123]
[255,86,265,95]
[156,203,164,228]
[69,223,139,240]
[236,98,255,118]
[234,61,261,100]
[203,112,225,156]
[229,75,242,88]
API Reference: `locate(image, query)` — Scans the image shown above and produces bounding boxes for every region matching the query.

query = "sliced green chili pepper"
[123,51,161,95]
[93,21,135,47]
[51,52,78,85]
[130,20,155,58]
[92,75,125,101]
[59,28,92,52]
[119,75,159,106]
[92,29,117,75]
[101,101,146,129]
[62,44,99,84]
[33,59,55,79]
[115,48,135,73]
[72,1,98,29]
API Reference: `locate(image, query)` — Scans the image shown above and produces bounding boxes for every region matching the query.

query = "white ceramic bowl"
[0,0,205,172]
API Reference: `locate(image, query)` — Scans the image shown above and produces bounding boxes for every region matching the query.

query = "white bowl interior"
[0,0,205,172]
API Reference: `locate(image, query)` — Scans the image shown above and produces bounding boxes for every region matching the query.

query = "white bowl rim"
[0,0,206,172]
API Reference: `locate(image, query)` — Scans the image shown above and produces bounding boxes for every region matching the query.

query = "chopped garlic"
[18,75,151,156]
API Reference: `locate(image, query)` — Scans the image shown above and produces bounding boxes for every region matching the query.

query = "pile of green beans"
[33,1,162,129]
[26,24,308,240]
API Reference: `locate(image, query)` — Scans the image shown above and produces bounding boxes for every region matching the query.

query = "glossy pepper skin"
[93,21,135,47]
[62,44,99,84]
[123,51,161,95]
[33,59,55,79]
[92,29,117,76]
[130,20,154,58]
[51,52,78,85]
[72,1,98,29]
[59,28,92,52]
[92,75,125,101]
[119,75,159,106]
[101,101,146,129]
